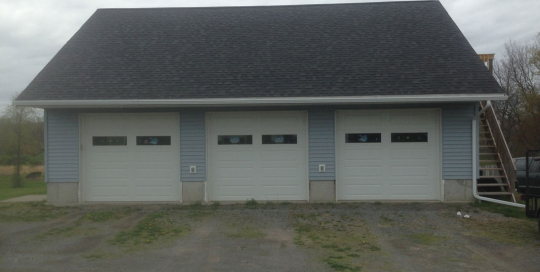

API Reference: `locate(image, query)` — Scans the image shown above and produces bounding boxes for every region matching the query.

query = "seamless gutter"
[13,93,507,108]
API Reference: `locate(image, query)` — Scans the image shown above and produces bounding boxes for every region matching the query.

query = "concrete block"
[47,183,79,204]
[310,180,335,202]
[444,179,474,202]
[182,182,205,202]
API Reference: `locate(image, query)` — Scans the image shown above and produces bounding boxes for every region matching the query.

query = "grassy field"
[0,175,46,201]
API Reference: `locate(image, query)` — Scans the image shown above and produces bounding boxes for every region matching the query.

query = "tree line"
[0,95,43,187]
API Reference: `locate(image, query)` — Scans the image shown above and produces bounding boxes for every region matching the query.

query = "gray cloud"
[1,0,539,108]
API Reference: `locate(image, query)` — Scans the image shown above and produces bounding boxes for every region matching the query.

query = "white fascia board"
[13,93,507,108]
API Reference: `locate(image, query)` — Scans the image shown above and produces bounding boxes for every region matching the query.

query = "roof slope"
[16,1,502,101]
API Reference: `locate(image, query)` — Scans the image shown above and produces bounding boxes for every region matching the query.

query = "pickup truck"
[516,154,540,232]
[515,156,540,195]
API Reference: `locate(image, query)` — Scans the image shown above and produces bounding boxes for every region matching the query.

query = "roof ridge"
[96,1,439,11]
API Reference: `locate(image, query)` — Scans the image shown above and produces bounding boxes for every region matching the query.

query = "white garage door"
[336,109,441,200]
[207,111,308,201]
[82,113,181,202]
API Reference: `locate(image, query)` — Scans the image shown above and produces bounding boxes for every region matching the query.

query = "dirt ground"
[0,201,539,272]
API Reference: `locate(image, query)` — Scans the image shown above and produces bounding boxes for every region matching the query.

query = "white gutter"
[14,93,507,108]
[472,100,525,208]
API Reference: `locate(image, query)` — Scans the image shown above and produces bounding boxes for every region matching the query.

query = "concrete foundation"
[182,182,205,202]
[310,180,335,202]
[444,179,475,202]
[47,183,79,204]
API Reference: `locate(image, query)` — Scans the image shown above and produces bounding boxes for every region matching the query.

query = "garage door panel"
[390,166,429,176]
[260,117,303,130]
[343,166,383,177]
[260,150,299,161]
[342,149,383,160]
[90,187,129,197]
[83,113,181,202]
[208,111,308,201]
[134,152,177,162]
[135,187,175,197]
[211,116,254,128]
[217,178,254,186]
[215,150,253,161]
[337,109,441,200]
[216,167,255,178]
[390,185,429,196]
[261,167,299,178]
[134,168,176,179]
[390,114,431,126]
[89,162,130,169]
[90,168,130,178]
[88,178,129,187]
[342,114,382,127]
[344,184,383,196]
[89,150,129,159]
[217,185,254,198]
[261,185,300,197]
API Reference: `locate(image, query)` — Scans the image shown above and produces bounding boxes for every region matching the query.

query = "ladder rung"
[480,153,498,156]
[480,168,503,170]
[479,176,506,179]
[480,160,499,162]
[477,183,509,187]
[479,138,493,141]
[479,145,495,148]
[478,192,513,196]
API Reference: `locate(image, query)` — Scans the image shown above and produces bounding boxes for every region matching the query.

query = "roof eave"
[13,93,507,109]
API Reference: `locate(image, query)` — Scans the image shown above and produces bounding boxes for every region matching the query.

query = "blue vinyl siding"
[309,108,336,180]
[180,110,206,181]
[46,109,79,183]
[441,103,475,179]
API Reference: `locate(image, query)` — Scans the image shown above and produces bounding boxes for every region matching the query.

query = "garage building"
[14,2,505,203]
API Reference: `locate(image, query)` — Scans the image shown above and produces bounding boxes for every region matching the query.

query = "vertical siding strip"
[46,110,79,183]
[442,103,475,179]
[180,110,206,182]
[309,108,336,180]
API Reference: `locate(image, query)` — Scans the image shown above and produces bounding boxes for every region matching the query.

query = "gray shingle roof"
[16,1,502,101]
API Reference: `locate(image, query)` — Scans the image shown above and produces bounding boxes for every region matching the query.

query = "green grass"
[469,201,530,220]
[0,175,46,201]
[294,212,382,271]
[324,257,362,272]
[108,212,189,249]
[0,201,67,222]
[82,207,139,222]
[244,198,258,209]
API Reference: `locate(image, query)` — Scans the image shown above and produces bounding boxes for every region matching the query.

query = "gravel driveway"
[0,201,538,272]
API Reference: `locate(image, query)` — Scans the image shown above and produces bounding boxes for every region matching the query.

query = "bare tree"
[493,33,540,156]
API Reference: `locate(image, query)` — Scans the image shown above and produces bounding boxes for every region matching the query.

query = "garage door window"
[218,135,252,145]
[262,134,297,144]
[93,136,127,146]
[345,133,381,143]
[136,136,171,145]
[391,133,428,143]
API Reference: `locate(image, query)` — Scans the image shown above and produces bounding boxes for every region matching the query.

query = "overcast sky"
[1,0,539,108]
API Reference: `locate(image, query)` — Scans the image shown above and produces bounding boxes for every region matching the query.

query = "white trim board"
[14,94,507,108]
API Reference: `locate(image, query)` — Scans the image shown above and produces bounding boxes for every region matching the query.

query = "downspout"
[472,101,524,208]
